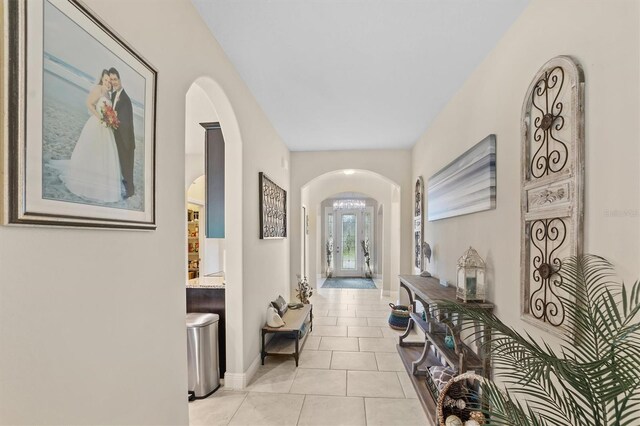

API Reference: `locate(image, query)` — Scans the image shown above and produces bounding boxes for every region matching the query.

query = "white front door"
[335,210,361,277]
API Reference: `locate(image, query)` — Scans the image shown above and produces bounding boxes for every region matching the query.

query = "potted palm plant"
[437,255,640,426]
[361,239,372,278]
[326,240,333,278]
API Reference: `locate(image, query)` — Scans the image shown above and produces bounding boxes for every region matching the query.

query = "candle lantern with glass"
[456,246,486,303]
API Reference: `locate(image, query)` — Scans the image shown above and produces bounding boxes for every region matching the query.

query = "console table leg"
[412,336,431,375]
[295,334,300,367]
[399,317,414,346]
[399,282,416,335]
[399,281,416,311]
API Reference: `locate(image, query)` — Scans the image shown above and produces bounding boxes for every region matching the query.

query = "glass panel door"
[341,214,356,270]
[324,209,334,276]
[335,209,362,277]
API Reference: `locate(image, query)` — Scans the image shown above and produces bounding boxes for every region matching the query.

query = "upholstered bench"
[261,304,313,366]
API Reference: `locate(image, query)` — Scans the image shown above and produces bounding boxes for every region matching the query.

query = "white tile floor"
[189,279,432,426]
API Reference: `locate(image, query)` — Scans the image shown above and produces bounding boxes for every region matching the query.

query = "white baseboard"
[222,372,242,389]
[382,289,399,298]
[223,353,261,390]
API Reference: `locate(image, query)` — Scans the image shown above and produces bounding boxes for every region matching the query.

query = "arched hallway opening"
[184,77,244,386]
[298,169,402,298]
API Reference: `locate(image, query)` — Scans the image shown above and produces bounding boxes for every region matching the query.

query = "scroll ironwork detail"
[529,218,567,326]
[259,173,287,239]
[414,177,424,270]
[530,66,568,179]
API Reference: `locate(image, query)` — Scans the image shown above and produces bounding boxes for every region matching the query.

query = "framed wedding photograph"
[3,0,157,229]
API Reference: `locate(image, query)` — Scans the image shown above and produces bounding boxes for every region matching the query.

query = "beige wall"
[290,150,412,295]
[241,120,290,372]
[185,82,217,188]
[0,0,289,423]
[412,0,640,342]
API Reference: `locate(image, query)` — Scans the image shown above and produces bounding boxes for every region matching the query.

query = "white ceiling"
[192,0,530,152]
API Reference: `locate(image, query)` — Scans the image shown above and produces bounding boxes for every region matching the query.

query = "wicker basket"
[387,303,410,330]
[436,371,486,426]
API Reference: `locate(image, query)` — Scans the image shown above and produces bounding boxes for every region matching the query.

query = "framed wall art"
[414,176,424,272]
[427,134,496,221]
[259,172,286,239]
[3,0,157,229]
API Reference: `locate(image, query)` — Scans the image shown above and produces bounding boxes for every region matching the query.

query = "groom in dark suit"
[109,67,135,198]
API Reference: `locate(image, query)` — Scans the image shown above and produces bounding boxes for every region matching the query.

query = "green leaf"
[435,254,640,426]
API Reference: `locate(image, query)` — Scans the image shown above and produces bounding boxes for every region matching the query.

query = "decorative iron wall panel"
[520,56,584,335]
[414,176,424,272]
[259,172,287,239]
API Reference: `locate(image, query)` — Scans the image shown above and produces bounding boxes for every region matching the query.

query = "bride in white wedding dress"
[59,69,122,203]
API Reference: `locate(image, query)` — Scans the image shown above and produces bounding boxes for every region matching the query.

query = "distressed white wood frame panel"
[520,56,585,336]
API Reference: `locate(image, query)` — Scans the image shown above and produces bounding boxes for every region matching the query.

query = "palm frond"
[435,254,640,426]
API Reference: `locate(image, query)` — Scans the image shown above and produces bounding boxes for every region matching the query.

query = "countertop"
[187,276,225,288]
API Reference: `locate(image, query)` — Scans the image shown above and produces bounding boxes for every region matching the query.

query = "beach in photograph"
[41,0,148,212]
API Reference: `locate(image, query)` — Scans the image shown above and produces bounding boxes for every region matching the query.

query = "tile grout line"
[363,396,368,426]
[345,367,349,397]
[225,391,249,425]
[397,371,408,399]
[295,394,306,426]
[287,364,301,394]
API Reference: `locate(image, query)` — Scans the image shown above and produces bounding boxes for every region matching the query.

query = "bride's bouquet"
[100,101,120,130]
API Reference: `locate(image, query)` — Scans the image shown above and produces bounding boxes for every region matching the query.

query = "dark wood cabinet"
[186,287,226,375]
[202,122,224,238]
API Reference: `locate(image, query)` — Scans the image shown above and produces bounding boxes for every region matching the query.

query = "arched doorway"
[300,169,401,296]
[184,77,244,384]
[320,192,378,280]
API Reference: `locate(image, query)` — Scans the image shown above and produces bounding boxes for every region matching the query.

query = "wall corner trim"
[222,353,261,389]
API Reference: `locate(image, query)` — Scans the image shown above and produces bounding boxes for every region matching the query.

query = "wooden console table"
[261,304,313,366]
[396,275,494,423]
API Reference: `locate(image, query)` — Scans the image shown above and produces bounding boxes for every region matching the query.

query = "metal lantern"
[456,247,486,303]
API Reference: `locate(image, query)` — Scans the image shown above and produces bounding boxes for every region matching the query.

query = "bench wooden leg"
[261,331,266,365]
[295,334,300,367]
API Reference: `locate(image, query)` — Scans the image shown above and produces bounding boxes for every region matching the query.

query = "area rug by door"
[321,277,376,289]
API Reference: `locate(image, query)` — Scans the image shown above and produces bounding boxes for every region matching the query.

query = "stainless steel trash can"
[187,313,220,398]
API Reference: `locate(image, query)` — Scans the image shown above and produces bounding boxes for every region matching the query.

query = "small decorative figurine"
[420,242,432,277]
[295,275,313,304]
[469,411,486,425]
